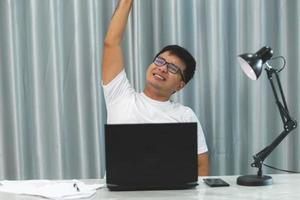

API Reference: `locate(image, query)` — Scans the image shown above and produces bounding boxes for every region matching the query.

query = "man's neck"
[143,87,170,102]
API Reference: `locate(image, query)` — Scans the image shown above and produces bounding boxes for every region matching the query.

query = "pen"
[73,183,80,192]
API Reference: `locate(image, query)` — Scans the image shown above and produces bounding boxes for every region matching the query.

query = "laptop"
[105,123,198,191]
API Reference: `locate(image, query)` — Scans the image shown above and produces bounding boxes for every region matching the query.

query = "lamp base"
[237,174,273,186]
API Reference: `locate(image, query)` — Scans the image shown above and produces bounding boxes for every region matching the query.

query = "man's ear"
[176,81,185,92]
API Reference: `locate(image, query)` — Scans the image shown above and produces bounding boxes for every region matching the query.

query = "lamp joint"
[284,119,297,132]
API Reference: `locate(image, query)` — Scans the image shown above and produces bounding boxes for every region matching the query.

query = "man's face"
[145,51,186,96]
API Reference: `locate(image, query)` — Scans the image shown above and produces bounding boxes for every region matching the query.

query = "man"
[101,0,209,176]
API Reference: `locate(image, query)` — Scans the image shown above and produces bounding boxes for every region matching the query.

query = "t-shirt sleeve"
[102,69,134,106]
[183,108,208,154]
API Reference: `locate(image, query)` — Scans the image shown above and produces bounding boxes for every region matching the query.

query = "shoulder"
[182,106,198,121]
[170,102,198,122]
[102,69,127,87]
[102,69,136,105]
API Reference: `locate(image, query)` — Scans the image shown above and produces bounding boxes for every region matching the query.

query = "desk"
[1,174,299,199]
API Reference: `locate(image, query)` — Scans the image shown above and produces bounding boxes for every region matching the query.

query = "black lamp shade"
[237,46,273,80]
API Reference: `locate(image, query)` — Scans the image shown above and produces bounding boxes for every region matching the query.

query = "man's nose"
[158,64,168,73]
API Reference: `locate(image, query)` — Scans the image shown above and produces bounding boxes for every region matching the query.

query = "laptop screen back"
[105,123,198,190]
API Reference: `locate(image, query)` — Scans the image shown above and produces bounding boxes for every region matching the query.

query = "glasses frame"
[153,56,185,82]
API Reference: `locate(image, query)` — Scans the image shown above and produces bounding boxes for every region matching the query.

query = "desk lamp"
[236,46,297,186]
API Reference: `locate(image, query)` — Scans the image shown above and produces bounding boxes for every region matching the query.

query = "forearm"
[198,153,209,176]
[104,0,133,46]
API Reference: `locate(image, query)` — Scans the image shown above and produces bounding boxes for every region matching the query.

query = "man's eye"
[168,64,177,71]
[157,59,165,65]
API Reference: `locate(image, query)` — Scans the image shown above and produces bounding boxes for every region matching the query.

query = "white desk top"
[1,173,300,200]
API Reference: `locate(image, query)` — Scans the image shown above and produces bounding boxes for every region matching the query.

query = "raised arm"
[102,0,133,85]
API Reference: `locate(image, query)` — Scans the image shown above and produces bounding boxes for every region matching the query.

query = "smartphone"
[203,178,230,187]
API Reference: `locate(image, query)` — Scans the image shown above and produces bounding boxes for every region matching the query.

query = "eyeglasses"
[153,56,185,82]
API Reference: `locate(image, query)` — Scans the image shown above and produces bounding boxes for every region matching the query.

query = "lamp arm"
[266,68,293,124]
[251,128,293,169]
[250,68,297,176]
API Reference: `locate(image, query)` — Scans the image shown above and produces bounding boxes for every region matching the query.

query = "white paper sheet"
[0,180,104,200]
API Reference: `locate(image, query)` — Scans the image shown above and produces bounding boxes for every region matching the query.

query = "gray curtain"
[0,0,299,180]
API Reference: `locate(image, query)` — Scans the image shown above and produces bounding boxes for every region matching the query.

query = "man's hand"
[102,0,133,85]
[198,153,209,176]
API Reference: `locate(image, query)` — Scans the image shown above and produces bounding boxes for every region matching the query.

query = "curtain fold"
[0,0,299,179]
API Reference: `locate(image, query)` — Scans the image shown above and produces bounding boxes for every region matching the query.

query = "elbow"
[103,38,120,48]
[103,39,115,48]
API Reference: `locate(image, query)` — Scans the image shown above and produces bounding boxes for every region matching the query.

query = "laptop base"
[107,182,198,191]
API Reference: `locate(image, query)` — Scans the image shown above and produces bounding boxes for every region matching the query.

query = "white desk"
[1,174,300,200]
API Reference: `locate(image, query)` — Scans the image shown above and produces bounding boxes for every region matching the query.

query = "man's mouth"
[153,73,166,81]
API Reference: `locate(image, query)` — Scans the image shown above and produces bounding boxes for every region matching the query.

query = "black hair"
[154,45,196,84]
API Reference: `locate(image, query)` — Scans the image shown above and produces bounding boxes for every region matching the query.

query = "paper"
[0,179,104,199]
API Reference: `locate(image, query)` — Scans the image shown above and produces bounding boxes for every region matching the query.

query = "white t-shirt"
[102,69,208,154]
